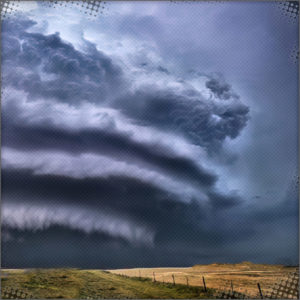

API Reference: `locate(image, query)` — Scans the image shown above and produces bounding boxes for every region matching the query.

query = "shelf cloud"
[1,1,298,268]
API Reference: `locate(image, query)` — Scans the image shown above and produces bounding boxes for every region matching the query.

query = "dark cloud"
[0,227,228,269]
[2,169,237,237]
[114,89,249,150]
[157,66,170,74]
[2,10,297,269]
[205,76,239,100]
[2,18,124,105]
[208,190,242,209]
[2,16,249,151]
[1,169,184,222]
[2,121,217,188]
[1,16,249,263]
[1,169,256,268]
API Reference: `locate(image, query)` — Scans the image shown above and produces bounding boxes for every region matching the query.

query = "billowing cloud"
[1,16,247,211]
[2,15,249,151]
[1,3,297,269]
[2,18,124,105]
[2,122,217,189]
[114,88,249,149]
[2,203,154,245]
[205,74,239,100]
[0,14,255,253]
[2,147,205,201]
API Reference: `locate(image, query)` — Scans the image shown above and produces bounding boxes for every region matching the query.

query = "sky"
[1,1,299,268]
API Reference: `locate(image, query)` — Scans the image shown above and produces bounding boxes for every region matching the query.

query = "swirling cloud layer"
[1,1,298,268]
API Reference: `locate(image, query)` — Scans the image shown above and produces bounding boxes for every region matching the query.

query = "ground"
[1,263,297,299]
[1,268,213,299]
[108,262,298,298]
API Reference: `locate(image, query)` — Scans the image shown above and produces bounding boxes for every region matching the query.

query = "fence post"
[153,272,156,282]
[257,283,263,299]
[172,274,175,285]
[202,276,207,292]
[186,276,189,286]
[231,280,234,293]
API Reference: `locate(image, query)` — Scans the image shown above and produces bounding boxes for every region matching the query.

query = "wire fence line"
[1,268,298,299]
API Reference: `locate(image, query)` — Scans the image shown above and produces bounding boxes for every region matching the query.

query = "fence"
[114,267,299,299]
[212,268,299,299]
[2,268,298,299]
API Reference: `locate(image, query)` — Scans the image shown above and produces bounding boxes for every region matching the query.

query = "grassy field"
[108,262,298,298]
[1,268,214,299]
[1,263,297,299]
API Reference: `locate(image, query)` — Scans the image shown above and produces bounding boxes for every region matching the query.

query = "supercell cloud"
[1,1,298,268]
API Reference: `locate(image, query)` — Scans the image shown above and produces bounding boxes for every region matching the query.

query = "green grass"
[1,268,215,299]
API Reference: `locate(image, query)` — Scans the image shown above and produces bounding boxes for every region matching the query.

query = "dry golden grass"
[1,263,297,298]
[108,262,298,298]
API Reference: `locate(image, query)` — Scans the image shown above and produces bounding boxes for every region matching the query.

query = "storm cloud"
[2,15,250,150]
[2,203,154,245]
[205,75,239,100]
[2,18,124,105]
[1,1,298,268]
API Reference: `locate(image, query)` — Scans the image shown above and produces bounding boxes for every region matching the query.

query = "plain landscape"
[1,262,298,299]
[109,262,298,298]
